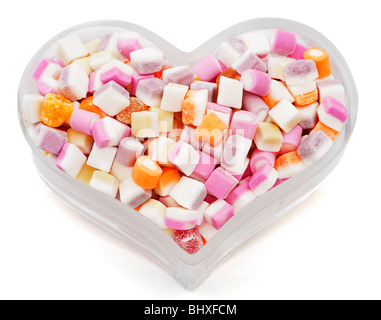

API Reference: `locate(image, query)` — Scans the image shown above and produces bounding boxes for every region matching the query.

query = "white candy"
[218,39,246,67]
[87,143,117,172]
[267,56,295,81]
[110,160,133,182]
[197,222,217,242]
[269,99,302,133]
[180,125,204,150]
[169,176,207,210]
[287,81,317,97]
[221,134,252,174]
[130,47,164,74]
[22,94,44,123]
[85,38,102,55]
[217,76,243,109]
[89,171,119,198]
[169,141,200,176]
[296,102,319,130]
[160,83,189,112]
[56,34,88,65]
[148,136,176,166]
[98,32,124,60]
[317,80,346,105]
[56,143,86,177]
[239,31,270,56]
[119,176,152,208]
[139,199,167,229]
[58,63,89,102]
[90,50,117,70]
[93,81,130,116]
[268,80,295,103]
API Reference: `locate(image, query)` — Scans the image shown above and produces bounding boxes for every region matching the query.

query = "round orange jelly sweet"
[40,93,74,127]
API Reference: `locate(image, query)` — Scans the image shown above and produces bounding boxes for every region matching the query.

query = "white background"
[1,0,380,300]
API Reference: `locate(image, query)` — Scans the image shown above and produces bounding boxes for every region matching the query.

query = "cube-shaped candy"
[89,170,119,198]
[248,164,278,196]
[269,99,302,133]
[76,163,97,185]
[316,80,346,105]
[168,140,200,176]
[180,125,204,150]
[191,150,217,182]
[119,176,152,208]
[205,167,239,199]
[287,43,307,60]
[56,143,87,177]
[37,76,60,97]
[35,125,68,155]
[164,207,201,231]
[206,102,232,125]
[132,155,163,190]
[240,31,270,56]
[130,47,164,74]
[230,110,258,140]
[56,34,88,65]
[131,111,159,138]
[287,81,317,97]
[128,74,154,96]
[225,180,256,212]
[162,66,195,86]
[154,167,181,197]
[160,83,189,112]
[116,97,150,125]
[110,160,133,182]
[33,59,62,81]
[296,102,319,130]
[87,143,117,172]
[204,199,234,230]
[58,63,89,102]
[231,50,267,74]
[270,29,297,55]
[279,125,302,155]
[149,106,174,133]
[218,38,246,67]
[217,76,243,109]
[297,130,333,166]
[98,59,134,87]
[267,56,295,81]
[254,122,283,152]
[317,97,348,132]
[92,116,131,148]
[182,89,208,126]
[169,176,207,210]
[89,50,117,70]
[139,199,167,229]
[117,33,143,59]
[22,94,44,123]
[135,78,165,107]
[148,136,176,166]
[85,38,102,55]
[194,112,228,146]
[67,128,94,155]
[71,56,92,76]
[284,59,319,85]
[221,134,252,174]
[93,81,130,116]
[98,32,124,60]
[192,53,223,82]
[274,151,305,179]
[263,80,295,109]
[88,70,103,94]
[191,81,217,102]
[115,137,144,167]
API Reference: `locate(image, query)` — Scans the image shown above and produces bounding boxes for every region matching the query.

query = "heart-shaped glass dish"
[18,18,357,290]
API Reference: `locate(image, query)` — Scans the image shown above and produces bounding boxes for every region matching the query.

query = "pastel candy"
[248,164,278,196]
[135,78,165,107]
[206,102,232,125]
[180,125,204,150]
[267,56,295,81]
[205,167,239,199]
[217,76,243,109]
[56,34,88,65]
[70,109,100,135]
[269,99,302,133]
[22,94,44,123]
[191,150,217,181]
[204,199,234,230]
[263,80,295,109]
[35,125,68,155]
[190,81,217,102]
[239,31,270,56]
[274,151,305,179]
[92,116,131,148]
[195,112,228,146]
[230,110,258,140]
[317,96,347,131]
[119,176,152,208]
[279,125,303,155]
[164,207,201,231]
[168,140,200,176]
[154,167,181,197]
[169,176,207,210]
[110,160,133,182]
[56,143,86,177]
[129,74,154,96]
[242,92,269,122]
[225,180,256,212]
[130,47,164,74]
[270,29,297,55]
[182,89,208,126]
[98,59,134,87]
[37,76,60,96]
[89,170,119,198]
[139,199,167,229]
[241,69,271,97]
[147,136,176,166]
[284,59,319,85]
[67,128,94,155]
[89,50,117,71]
[160,83,189,112]
[131,110,159,138]
[218,38,246,68]
[58,63,89,102]
[254,122,283,152]
[162,66,195,86]
[88,70,103,94]
[287,43,307,60]
[249,149,276,174]
[115,137,144,167]
[117,34,142,60]
[221,134,252,174]
[33,59,62,81]
[98,32,125,60]
[93,81,130,116]
[231,50,267,74]
[296,102,319,130]
[297,130,333,166]
[193,53,223,82]
[316,80,345,105]
[86,143,117,172]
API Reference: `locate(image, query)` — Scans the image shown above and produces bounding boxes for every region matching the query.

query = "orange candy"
[293,89,319,106]
[132,156,163,189]
[116,97,150,125]
[311,121,339,141]
[262,93,280,109]
[275,151,302,170]
[40,93,74,127]
[79,96,108,119]
[215,67,240,86]
[153,64,171,79]
[195,112,228,146]
[154,167,181,196]
[303,47,332,79]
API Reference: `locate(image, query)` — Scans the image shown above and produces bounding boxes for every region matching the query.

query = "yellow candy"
[150,106,174,133]
[67,128,94,154]
[76,163,97,185]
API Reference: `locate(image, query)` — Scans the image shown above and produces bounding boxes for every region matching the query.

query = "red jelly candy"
[172,228,204,254]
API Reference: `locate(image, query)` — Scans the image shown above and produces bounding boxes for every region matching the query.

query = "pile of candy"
[22,27,347,254]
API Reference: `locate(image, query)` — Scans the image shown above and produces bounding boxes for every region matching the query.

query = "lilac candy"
[162,66,195,86]
[231,50,267,74]
[190,81,217,102]
[35,125,68,155]
[115,137,144,167]
[297,130,333,166]
[284,59,319,85]
[135,78,165,107]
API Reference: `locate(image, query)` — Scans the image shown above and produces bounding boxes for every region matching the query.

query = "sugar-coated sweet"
[22,94,44,124]
[169,176,207,210]
[130,47,164,74]
[206,102,232,125]
[190,81,217,102]
[69,109,99,135]
[297,130,333,166]
[132,155,162,189]
[93,81,130,117]
[317,96,347,132]
[172,228,204,254]
[135,77,165,107]
[154,167,181,197]
[205,167,239,199]
[193,53,223,82]
[195,112,228,146]
[226,180,256,212]
[160,83,189,112]
[165,207,201,231]
[263,80,295,109]
[248,164,278,196]
[242,91,269,121]
[254,122,283,152]
[231,50,267,74]
[182,89,208,126]
[67,128,94,155]
[56,34,88,65]
[92,116,131,148]
[148,136,176,166]
[317,80,345,105]
[284,59,319,85]
[230,110,258,140]
[303,46,332,79]
[58,63,89,102]
[139,199,167,229]
[168,140,200,176]
[279,125,302,155]
[110,160,133,182]
[218,38,246,68]
[162,66,195,87]
[217,76,243,109]
[269,99,302,133]
[274,151,305,179]
[86,143,117,172]
[33,59,62,81]
[241,69,271,97]
[270,29,297,55]
[35,124,68,155]
[131,110,159,138]
[119,176,152,208]
[221,134,252,174]
[204,199,234,230]
[249,149,276,174]
[191,150,217,181]
[98,59,134,87]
